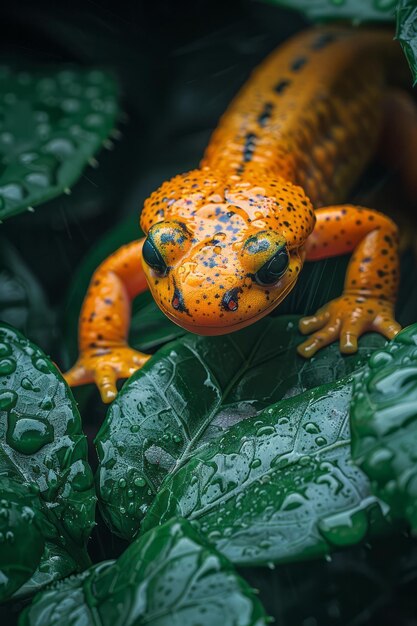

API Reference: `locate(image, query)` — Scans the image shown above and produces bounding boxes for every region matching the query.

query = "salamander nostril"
[172,287,188,313]
[222,287,242,312]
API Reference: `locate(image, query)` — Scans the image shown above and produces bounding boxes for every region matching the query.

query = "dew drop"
[134,477,146,488]
[21,377,40,392]
[44,137,75,158]
[0,343,11,357]
[0,390,17,411]
[61,98,80,113]
[6,414,54,454]
[304,422,320,434]
[0,183,26,202]
[369,350,393,369]
[0,358,16,376]
[25,172,51,188]
[256,426,275,437]
[39,396,55,411]
[32,357,50,374]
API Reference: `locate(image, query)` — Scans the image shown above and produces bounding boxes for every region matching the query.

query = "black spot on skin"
[222,287,242,312]
[243,132,257,163]
[274,79,291,94]
[257,102,274,127]
[291,57,307,71]
[312,33,336,50]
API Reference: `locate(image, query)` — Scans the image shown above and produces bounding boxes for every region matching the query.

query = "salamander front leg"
[64,239,151,402]
[297,205,401,357]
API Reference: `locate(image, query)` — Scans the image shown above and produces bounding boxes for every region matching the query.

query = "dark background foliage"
[1,0,417,624]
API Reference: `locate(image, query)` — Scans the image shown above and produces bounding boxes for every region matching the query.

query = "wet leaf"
[263,0,397,22]
[351,322,417,530]
[0,65,119,221]
[395,0,417,85]
[96,314,385,540]
[0,323,95,600]
[19,518,268,626]
[141,378,391,566]
[0,478,44,603]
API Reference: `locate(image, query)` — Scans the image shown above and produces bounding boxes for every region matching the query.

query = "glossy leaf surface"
[0,65,119,220]
[96,315,384,540]
[0,478,44,602]
[141,379,391,565]
[0,323,95,600]
[351,323,417,529]
[20,518,268,626]
[396,0,417,84]
[263,0,397,21]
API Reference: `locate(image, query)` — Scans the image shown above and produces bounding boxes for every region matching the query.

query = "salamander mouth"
[155,276,299,336]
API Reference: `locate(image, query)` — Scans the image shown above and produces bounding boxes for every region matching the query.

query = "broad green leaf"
[0,236,55,353]
[96,315,385,540]
[351,322,417,529]
[396,0,417,85]
[263,0,397,21]
[19,518,268,626]
[0,65,119,221]
[0,323,95,600]
[141,379,391,566]
[0,478,44,602]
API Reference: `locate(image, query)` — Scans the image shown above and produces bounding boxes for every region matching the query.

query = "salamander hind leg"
[297,205,401,358]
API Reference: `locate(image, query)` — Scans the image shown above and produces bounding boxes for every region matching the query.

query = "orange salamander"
[65,26,417,403]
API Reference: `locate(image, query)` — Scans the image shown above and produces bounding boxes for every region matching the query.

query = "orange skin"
[65,26,409,402]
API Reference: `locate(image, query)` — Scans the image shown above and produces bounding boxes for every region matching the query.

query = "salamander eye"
[254,247,289,285]
[142,238,167,275]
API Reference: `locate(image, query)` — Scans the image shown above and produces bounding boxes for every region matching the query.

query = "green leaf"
[396,0,417,85]
[141,378,392,566]
[0,65,119,221]
[262,0,397,22]
[351,322,417,530]
[0,323,95,600]
[96,314,385,541]
[0,478,44,602]
[19,518,268,626]
[0,236,55,353]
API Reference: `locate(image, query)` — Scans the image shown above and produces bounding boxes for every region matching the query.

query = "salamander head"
[140,169,315,335]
